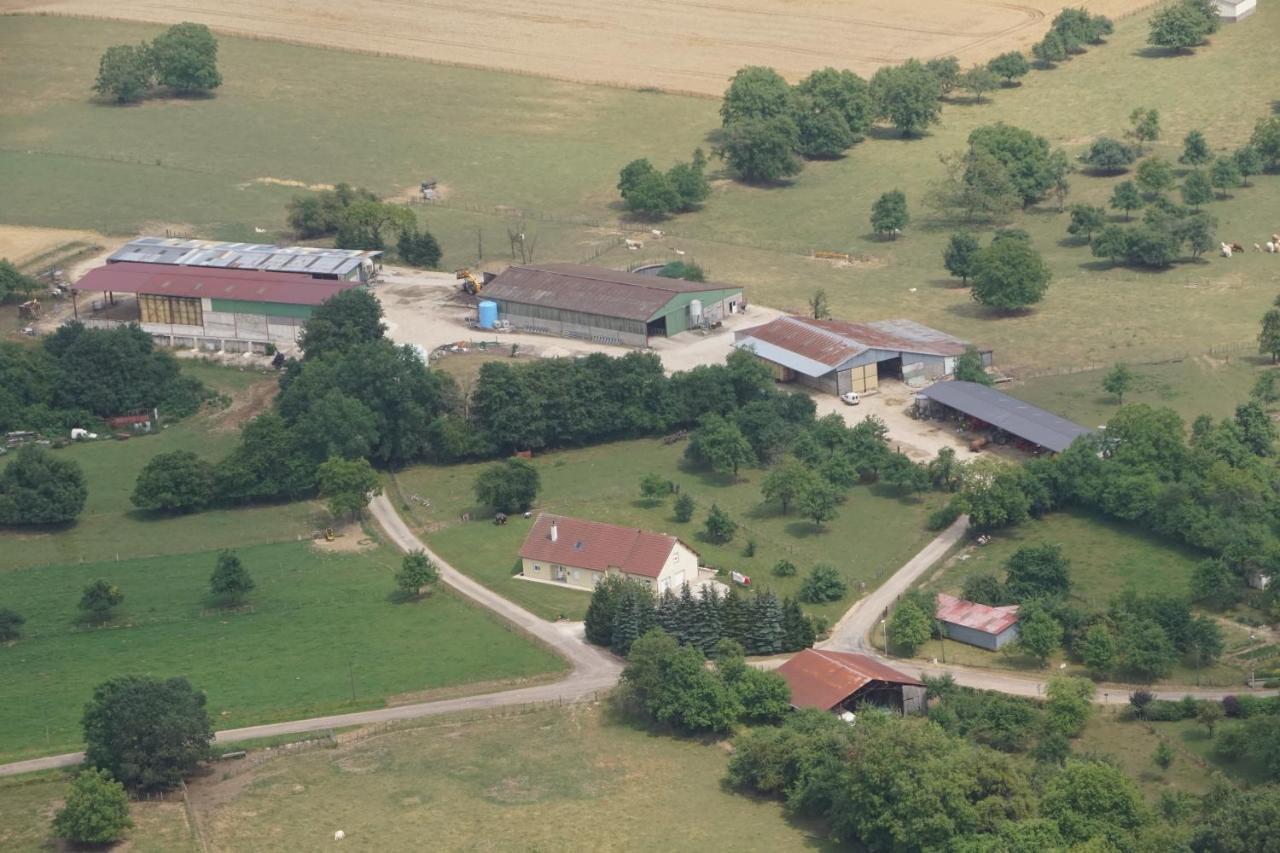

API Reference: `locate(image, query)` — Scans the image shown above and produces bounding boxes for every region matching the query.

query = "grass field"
[1010,356,1272,426]
[394,437,944,623]
[0,0,1140,95]
[0,360,319,571]
[0,541,566,762]
[191,704,827,851]
[4,12,1280,376]
[0,772,199,853]
[902,509,1253,685]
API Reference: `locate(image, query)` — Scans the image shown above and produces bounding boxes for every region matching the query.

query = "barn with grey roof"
[109,237,380,282]
[480,263,745,347]
[916,381,1093,454]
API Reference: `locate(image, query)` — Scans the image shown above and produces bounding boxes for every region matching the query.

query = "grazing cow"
[334,830,346,841]
[1273,234,1280,245]
[1231,243,1245,253]
[1221,243,1233,258]
[624,239,643,250]
[1256,243,1264,252]
[674,249,686,256]
[1269,242,1278,254]
[650,229,664,238]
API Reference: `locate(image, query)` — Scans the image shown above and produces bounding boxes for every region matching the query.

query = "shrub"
[772,559,798,577]
[798,564,847,603]
[927,500,963,531]
[0,607,25,641]
[53,768,132,845]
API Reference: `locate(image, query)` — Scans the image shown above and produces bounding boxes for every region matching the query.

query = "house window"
[532,564,540,573]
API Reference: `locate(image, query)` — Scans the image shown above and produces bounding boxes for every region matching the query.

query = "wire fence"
[1008,339,1259,380]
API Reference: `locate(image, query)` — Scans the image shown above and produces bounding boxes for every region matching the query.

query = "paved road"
[0,494,620,779]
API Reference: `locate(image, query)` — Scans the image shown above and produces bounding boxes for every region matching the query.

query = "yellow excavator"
[455,268,482,295]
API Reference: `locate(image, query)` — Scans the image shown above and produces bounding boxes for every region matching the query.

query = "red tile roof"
[935,593,1021,635]
[518,514,682,579]
[74,262,358,307]
[776,649,924,710]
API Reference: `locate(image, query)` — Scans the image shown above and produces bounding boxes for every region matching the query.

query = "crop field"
[394,437,945,623]
[0,0,1153,95]
[0,541,565,762]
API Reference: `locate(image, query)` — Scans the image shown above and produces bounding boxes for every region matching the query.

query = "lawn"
[1071,714,1246,800]
[5,12,1280,371]
[193,705,830,851]
[0,541,566,763]
[393,438,945,623]
[0,360,316,571]
[1009,356,1272,427]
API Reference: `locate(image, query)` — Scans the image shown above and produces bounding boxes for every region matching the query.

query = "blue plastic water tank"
[477,300,498,330]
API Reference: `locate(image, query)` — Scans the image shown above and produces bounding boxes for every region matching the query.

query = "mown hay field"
[1,0,1156,95]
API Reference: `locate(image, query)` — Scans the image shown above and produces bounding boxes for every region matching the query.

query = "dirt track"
[2,0,1157,95]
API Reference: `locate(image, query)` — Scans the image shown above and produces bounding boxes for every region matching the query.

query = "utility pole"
[348,658,356,702]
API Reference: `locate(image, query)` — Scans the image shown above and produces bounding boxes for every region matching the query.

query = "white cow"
[334,830,345,841]
[1268,242,1278,254]
[1221,242,1233,258]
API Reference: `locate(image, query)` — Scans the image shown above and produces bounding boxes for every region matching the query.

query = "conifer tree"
[584,574,627,646]
[610,580,656,655]
[694,584,723,654]
[750,590,787,655]
[722,586,750,645]
[656,589,681,637]
[782,597,817,651]
[677,582,698,645]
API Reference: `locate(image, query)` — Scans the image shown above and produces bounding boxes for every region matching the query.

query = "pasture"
[0,541,566,762]
[394,437,945,623]
[191,704,824,851]
[0,0,1152,95]
[2,11,1280,375]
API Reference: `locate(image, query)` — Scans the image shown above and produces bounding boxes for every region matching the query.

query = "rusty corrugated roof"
[75,262,358,306]
[518,513,684,579]
[776,649,924,710]
[935,593,1020,635]
[735,315,978,370]
[482,263,742,322]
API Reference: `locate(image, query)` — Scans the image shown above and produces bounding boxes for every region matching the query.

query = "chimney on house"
[549,520,558,543]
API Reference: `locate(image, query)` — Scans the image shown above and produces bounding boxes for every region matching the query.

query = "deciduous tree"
[719,116,803,183]
[396,550,438,598]
[1180,170,1213,210]
[1109,180,1144,220]
[1180,129,1211,167]
[887,596,932,654]
[473,458,540,513]
[958,65,999,102]
[869,189,909,237]
[1081,137,1138,173]
[1103,362,1135,403]
[703,503,737,543]
[0,445,88,526]
[209,549,254,604]
[970,237,1051,310]
[760,458,813,514]
[799,563,847,604]
[94,43,154,103]
[0,607,25,641]
[79,580,123,622]
[943,232,981,283]
[1136,156,1175,197]
[82,674,214,792]
[797,478,839,530]
[870,59,943,137]
[150,22,222,94]
[53,769,132,845]
[987,51,1030,85]
[316,456,382,519]
[1067,204,1106,242]
[720,66,793,124]
[1209,156,1241,198]
[131,450,213,514]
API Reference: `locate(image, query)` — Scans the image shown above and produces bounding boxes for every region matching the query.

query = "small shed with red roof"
[517,513,700,593]
[776,649,925,715]
[936,593,1021,650]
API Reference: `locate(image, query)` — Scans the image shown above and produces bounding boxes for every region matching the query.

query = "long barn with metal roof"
[916,381,1093,454]
[733,315,991,396]
[481,263,745,347]
[109,237,380,282]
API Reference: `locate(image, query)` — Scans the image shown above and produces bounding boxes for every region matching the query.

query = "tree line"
[94,22,222,104]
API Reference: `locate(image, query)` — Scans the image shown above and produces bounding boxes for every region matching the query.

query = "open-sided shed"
[776,649,926,715]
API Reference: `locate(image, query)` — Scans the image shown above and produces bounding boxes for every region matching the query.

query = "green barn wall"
[210,299,314,319]
[653,288,743,335]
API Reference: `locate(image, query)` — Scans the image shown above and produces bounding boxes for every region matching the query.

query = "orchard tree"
[1180,170,1213,210]
[1148,0,1214,53]
[396,550,438,598]
[82,675,214,792]
[1081,138,1137,173]
[1136,157,1175,197]
[1018,603,1063,667]
[943,232,981,284]
[970,237,1051,311]
[209,550,254,604]
[1032,30,1069,66]
[987,51,1030,85]
[0,445,88,525]
[686,415,754,478]
[1209,156,1241,198]
[316,456,382,519]
[1180,129,1211,167]
[623,169,681,218]
[870,189,909,238]
[336,200,414,250]
[1004,543,1071,600]
[1129,107,1161,152]
[958,66,999,102]
[474,458,540,513]
[79,580,123,622]
[94,43,154,103]
[1232,143,1263,186]
[0,259,41,301]
[1258,308,1280,363]
[1109,180,1144,220]
[1103,362,1136,403]
[53,769,132,845]
[639,473,673,503]
[150,22,222,94]
[793,100,855,159]
[797,478,839,530]
[795,67,874,140]
[869,59,943,137]
[808,288,830,319]
[1066,204,1106,242]
[1198,702,1223,737]
[924,56,961,95]
[131,450,214,514]
[760,459,814,514]
[1079,624,1118,678]
[958,459,1032,529]
[718,116,802,183]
